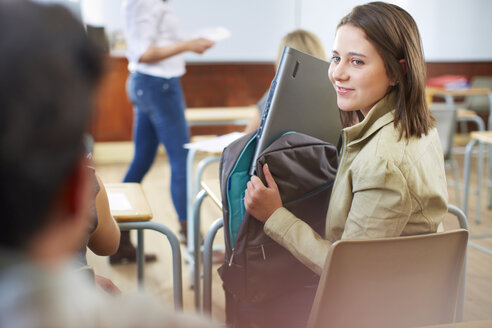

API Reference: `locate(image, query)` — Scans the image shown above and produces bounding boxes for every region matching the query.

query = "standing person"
[243,29,327,133]
[243,2,448,327]
[0,2,214,327]
[111,0,215,264]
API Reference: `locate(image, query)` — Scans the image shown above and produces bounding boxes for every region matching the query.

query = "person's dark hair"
[337,1,434,139]
[0,1,103,248]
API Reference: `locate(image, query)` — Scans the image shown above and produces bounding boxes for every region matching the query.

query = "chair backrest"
[307,229,469,328]
[446,204,469,322]
[431,103,457,161]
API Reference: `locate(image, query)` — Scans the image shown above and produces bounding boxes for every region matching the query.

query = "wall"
[64,0,492,140]
[83,0,492,62]
[300,0,492,62]
[90,58,276,141]
[408,0,492,62]
[91,58,492,141]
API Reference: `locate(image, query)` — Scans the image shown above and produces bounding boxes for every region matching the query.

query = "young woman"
[111,0,215,264]
[244,2,448,326]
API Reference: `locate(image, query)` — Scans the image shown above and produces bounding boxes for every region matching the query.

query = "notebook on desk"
[249,46,341,175]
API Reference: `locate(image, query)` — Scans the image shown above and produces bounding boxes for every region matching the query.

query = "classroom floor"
[89,143,492,324]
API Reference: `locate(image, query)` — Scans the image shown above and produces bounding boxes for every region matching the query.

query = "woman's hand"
[244,164,283,223]
[187,38,215,54]
[95,275,121,295]
[139,38,214,63]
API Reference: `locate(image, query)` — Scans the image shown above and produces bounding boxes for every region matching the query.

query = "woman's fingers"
[262,164,278,191]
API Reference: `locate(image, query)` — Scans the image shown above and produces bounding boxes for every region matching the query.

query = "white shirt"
[123,0,186,78]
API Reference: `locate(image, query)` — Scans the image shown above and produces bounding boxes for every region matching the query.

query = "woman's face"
[328,24,394,116]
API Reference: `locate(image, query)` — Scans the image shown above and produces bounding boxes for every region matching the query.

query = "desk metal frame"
[463,140,489,224]
[106,183,183,310]
[203,218,224,314]
[184,107,254,293]
[428,88,491,212]
[118,222,183,310]
[463,132,492,229]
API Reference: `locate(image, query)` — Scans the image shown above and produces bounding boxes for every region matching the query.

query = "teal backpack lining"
[226,131,298,248]
[226,135,256,248]
[226,131,306,248]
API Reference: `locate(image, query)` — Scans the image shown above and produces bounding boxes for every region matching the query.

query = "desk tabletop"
[201,179,222,210]
[471,131,492,144]
[185,106,257,123]
[105,183,153,222]
[426,87,491,97]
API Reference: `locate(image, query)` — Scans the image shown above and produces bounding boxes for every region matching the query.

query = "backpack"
[218,130,339,304]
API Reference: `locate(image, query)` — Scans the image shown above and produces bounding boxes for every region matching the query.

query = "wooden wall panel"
[427,62,492,79]
[91,58,492,141]
[426,62,492,129]
[181,63,275,107]
[91,56,133,141]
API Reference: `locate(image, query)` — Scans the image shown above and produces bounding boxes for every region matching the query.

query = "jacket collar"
[342,91,397,148]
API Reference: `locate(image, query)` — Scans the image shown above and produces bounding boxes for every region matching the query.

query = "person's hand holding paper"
[192,26,231,42]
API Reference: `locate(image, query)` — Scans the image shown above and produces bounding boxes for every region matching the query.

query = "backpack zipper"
[228,248,235,266]
[260,244,266,260]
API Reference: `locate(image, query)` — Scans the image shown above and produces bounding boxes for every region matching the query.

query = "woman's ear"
[399,59,407,75]
[390,59,407,86]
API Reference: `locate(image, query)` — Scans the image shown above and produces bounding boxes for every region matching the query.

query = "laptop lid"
[249,46,341,175]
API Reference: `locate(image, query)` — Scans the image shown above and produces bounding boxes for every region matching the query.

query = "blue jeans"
[124,72,189,221]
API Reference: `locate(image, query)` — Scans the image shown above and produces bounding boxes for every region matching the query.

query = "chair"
[458,76,492,132]
[463,131,492,224]
[463,76,492,115]
[307,229,469,328]
[432,104,461,205]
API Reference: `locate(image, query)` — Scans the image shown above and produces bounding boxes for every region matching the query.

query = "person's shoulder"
[370,123,405,164]
[374,125,441,165]
[125,0,156,14]
[0,263,216,328]
[63,277,217,327]
[96,293,216,327]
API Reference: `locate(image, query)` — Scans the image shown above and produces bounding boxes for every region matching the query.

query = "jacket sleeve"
[264,207,332,276]
[263,157,412,276]
[341,156,412,239]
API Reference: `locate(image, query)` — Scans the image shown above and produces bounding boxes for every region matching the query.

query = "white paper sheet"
[107,192,132,211]
[194,26,231,42]
[184,132,245,153]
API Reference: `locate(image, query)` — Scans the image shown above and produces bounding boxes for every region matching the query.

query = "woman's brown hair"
[337,1,434,139]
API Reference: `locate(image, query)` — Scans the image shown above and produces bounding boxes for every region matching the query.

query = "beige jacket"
[264,92,448,275]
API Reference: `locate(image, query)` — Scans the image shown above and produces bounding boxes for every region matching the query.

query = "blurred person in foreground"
[0,1,214,327]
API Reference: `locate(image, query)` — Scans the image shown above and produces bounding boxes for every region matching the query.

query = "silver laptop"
[249,46,341,175]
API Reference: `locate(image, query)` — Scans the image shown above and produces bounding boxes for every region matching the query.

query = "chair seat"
[457,108,479,118]
[470,130,492,144]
